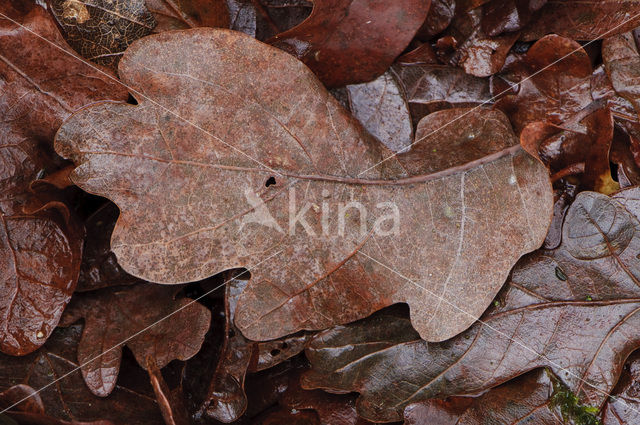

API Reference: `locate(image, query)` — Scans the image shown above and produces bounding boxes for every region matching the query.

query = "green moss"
[550,374,602,425]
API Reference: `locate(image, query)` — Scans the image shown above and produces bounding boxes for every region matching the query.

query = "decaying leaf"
[603,31,640,118]
[521,0,640,41]
[200,272,312,422]
[441,7,519,77]
[345,71,413,153]
[0,1,126,356]
[404,369,582,425]
[480,0,547,37]
[77,202,138,291]
[0,324,164,424]
[0,384,114,424]
[60,283,211,397]
[254,0,313,41]
[603,351,640,424]
[54,29,552,343]
[390,64,491,125]
[200,275,253,422]
[520,107,618,193]
[303,189,640,421]
[145,0,230,32]
[48,0,157,69]
[494,34,593,133]
[416,0,455,40]
[268,0,430,87]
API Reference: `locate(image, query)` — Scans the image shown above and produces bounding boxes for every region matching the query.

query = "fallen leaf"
[603,351,640,424]
[396,42,440,65]
[77,202,138,292]
[54,29,552,343]
[199,275,254,422]
[254,0,313,41]
[521,0,640,41]
[48,0,156,69]
[493,34,592,133]
[302,189,640,421]
[1,1,126,355]
[0,324,164,424]
[390,63,491,125]
[146,356,190,425]
[277,370,377,425]
[0,384,114,425]
[440,8,519,77]
[145,0,229,32]
[60,283,211,397]
[404,369,573,425]
[345,71,413,153]
[268,0,430,86]
[416,0,455,40]
[520,107,617,193]
[480,0,547,37]
[225,0,256,36]
[603,31,640,118]
[199,272,312,422]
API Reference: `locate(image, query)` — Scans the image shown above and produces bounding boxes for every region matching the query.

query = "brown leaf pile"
[2,0,640,424]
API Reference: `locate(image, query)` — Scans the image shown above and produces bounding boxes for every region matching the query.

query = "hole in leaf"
[126,94,138,105]
[610,162,619,182]
[270,349,280,357]
[281,341,289,349]
[265,176,276,187]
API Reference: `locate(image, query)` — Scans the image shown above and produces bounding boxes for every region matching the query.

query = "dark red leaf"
[268,0,430,87]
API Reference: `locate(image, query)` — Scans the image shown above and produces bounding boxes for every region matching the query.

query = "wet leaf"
[603,31,640,119]
[302,189,640,421]
[199,275,253,422]
[0,324,164,424]
[0,384,114,424]
[481,0,547,37]
[440,8,519,77]
[48,0,156,69]
[266,369,378,425]
[145,0,230,32]
[146,357,190,425]
[520,107,618,193]
[346,71,413,153]
[404,369,568,425]
[602,351,640,424]
[0,1,126,356]
[60,283,211,397]
[390,64,491,125]
[521,0,640,41]
[77,203,138,292]
[416,0,455,40]
[494,34,592,133]
[268,0,430,87]
[199,272,312,422]
[254,0,313,41]
[54,29,552,343]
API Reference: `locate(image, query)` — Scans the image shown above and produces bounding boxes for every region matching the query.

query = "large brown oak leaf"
[54,29,552,343]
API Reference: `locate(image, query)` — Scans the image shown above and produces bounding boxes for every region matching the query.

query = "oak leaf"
[60,283,211,397]
[55,29,552,343]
